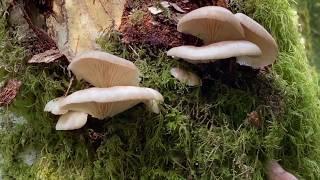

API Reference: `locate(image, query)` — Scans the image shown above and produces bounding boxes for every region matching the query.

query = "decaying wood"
[47,0,126,59]
[28,49,65,63]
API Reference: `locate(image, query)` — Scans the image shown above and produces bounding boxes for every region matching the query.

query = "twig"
[64,76,74,96]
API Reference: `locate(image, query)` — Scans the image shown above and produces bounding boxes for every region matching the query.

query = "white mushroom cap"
[170,67,202,86]
[235,13,278,68]
[178,6,245,44]
[54,86,164,119]
[266,160,298,180]
[68,51,140,87]
[167,40,261,64]
[55,111,88,130]
[44,97,68,115]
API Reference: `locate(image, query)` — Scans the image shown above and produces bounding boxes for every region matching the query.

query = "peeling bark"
[47,0,126,59]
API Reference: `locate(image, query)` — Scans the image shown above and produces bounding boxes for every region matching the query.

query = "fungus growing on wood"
[235,13,278,68]
[45,86,163,130]
[168,6,278,69]
[167,40,261,64]
[68,51,140,87]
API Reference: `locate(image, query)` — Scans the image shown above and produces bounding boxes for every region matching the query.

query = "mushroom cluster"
[167,6,278,69]
[45,51,163,130]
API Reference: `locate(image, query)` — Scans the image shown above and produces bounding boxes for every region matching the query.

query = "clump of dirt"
[119,0,229,48]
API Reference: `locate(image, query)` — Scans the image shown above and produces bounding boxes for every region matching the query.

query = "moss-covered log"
[0,0,319,179]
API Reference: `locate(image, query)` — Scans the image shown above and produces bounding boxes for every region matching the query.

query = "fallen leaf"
[28,49,65,63]
[148,1,171,15]
[160,1,170,8]
[0,79,22,106]
[148,7,163,15]
[170,2,186,13]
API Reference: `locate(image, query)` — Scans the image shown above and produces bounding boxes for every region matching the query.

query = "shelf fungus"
[45,51,163,130]
[167,6,278,69]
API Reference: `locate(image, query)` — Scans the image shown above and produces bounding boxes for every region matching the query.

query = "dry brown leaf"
[28,49,65,63]
[0,79,22,106]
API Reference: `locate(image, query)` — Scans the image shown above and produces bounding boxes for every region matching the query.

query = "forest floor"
[0,0,320,179]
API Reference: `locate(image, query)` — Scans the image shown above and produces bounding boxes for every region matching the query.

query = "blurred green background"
[297,0,320,71]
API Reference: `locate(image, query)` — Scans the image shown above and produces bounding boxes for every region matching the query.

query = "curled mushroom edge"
[168,6,278,69]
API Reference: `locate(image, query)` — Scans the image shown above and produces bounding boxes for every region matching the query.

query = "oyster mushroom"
[170,67,202,86]
[68,51,140,87]
[45,86,163,130]
[55,111,88,130]
[168,7,278,69]
[177,6,245,44]
[234,13,278,68]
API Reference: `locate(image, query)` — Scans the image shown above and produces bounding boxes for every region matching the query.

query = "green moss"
[129,10,146,25]
[296,0,320,72]
[1,0,320,179]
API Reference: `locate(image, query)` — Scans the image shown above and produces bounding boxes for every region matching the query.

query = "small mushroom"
[46,86,164,119]
[68,51,140,87]
[266,160,298,180]
[177,6,245,44]
[55,111,88,130]
[167,40,261,64]
[44,97,68,115]
[235,13,278,68]
[170,67,202,86]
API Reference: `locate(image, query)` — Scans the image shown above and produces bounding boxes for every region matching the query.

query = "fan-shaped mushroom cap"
[55,86,164,119]
[167,40,261,64]
[68,51,140,87]
[44,97,68,115]
[170,67,202,86]
[235,13,278,68]
[178,6,245,44]
[56,112,88,130]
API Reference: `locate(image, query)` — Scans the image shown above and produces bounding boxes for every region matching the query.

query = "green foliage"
[0,0,320,179]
